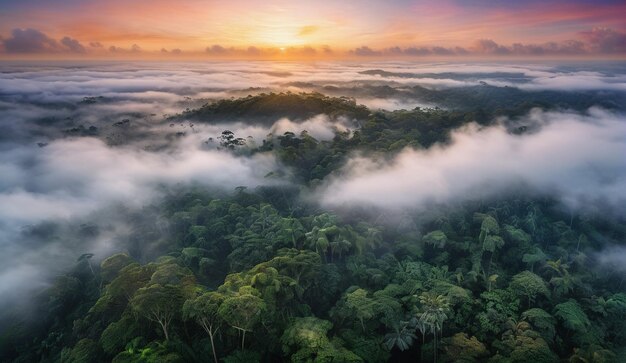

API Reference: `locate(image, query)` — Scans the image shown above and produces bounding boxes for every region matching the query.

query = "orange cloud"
[298,25,319,36]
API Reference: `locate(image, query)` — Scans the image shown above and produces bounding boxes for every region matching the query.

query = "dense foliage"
[184,92,370,124]
[1,92,625,363]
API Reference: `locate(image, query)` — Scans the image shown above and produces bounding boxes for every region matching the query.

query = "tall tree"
[345,288,377,332]
[418,292,450,363]
[218,292,266,349]
[183,291,226,363]
[130,284,185,341]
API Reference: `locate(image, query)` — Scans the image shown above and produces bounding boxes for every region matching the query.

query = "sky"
[0,0,624,59]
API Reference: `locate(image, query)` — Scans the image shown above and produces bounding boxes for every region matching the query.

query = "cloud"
[289,46,316,56]
[161,48,182,54]
[298,25,319,36]
[1,28,88,54]
[356,97,435,111]
[0,62,622,124]
[270,115,352,140]
[361,40,585,57]
[2,28,59,53]
[0,137,278,223]
[348,63,626,91]
[579,27,626,54]
[206,44,232,54]
[247,46,261,56]
[350,46,382,56]
[485,39,590,56]
[351,45,468,57]
[108,44,142,53]
[432,46,457,55]
[89,41,103,48]
[204,44,324,58]
[319,108,626,213]
[346,29,626,58]
[60,36,86,53]
[0,135,281,307]
[403,47,432,56]
[595,246,626,274]
[454,46,470,55]
[472,39,511,55]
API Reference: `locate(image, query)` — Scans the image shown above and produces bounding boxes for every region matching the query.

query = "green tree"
[100,253,134,283]
[522,247,547,272]
[315,338,363,363]
[476,289,520,340]
[418,292,450,363]
[383,321,416,352]
[441,333,488,363]
[490,322,559,363]
[130,284,185,341]
[62,338,101,363]
[96,263,155,306]
[568,345,617,363]
[183,291,225,363]
[218,292,266,349]
[545,259,577,298]
[345,288,377,332]
[554,300,590,335]
[521,308,556,343]
[509,271,549,307]
[479,216,504,277]
[423,230,448,249]
[99,314,139,355]
[479,216,500,244]
[281,317,333,361]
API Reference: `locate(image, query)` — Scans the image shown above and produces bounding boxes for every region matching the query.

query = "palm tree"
[330,238,351,261]
[418,293,450,363]
[384,321,416,351]
[415,318,430,362]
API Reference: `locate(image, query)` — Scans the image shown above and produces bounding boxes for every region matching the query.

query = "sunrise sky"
[0,0,624,59]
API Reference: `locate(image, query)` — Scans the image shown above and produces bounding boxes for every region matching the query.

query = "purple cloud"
[3,28,59,53]
[60,36,86,53]
[472,39,510,55]
[206,44,230,54]
[351,46,382,56]
[109,44,142,53]
[580,27,626,53]
[404,47,432,55]
[432,46,456,55]
[2,28,86,54]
